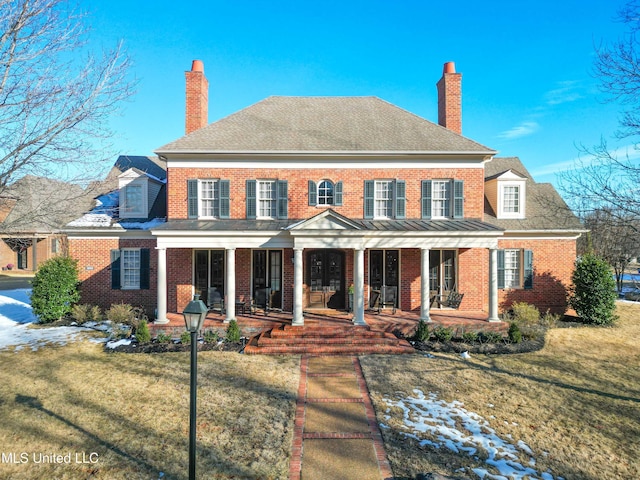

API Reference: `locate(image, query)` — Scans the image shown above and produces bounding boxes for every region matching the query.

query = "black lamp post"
[182,294,208,480]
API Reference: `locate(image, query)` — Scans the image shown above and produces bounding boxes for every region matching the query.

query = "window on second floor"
[246,179,288,219]
[498,181,526,218]
[121,183,146,218]
[364,179,405,219]
[187,179,230,219]
[308,180,343,206]
[422,179,464,219]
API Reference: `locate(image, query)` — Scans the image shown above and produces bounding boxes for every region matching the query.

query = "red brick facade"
[167,166,486,221]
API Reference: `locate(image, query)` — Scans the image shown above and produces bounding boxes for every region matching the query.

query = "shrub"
[71,304,90,323]
[106,303,134,324]
[71,304,103,323]
[225,319,241,343]
[156,332,172,344]
[540,310,560,328]
[570,253,618,325]
[462,331,479,344]
[480,331,504,343]
[508,322,522,343]
[136,320,151,344]
[412,319,430,342]
[180,331,192,345]
[203,330,219,343]
[432,326,454,342]
[30,256,80,323]
[510,302,540,326]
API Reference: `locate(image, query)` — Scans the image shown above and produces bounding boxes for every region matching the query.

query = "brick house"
[67,60,584,324]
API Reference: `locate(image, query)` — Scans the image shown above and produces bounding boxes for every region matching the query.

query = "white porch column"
[225,247,236,323]
[292,247,304,325]
[420,248,432,322]
[154,247,169,324]
[488,248,500,322]
[353,247,367,325]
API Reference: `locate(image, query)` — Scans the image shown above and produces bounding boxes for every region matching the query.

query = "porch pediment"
[286,209,363,231]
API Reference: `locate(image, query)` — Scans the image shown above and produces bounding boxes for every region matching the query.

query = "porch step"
[244,325,415,355]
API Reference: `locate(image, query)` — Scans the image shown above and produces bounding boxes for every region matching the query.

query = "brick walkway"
[290,356,393,480]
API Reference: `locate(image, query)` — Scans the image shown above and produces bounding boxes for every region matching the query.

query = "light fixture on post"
[182,294,207,480]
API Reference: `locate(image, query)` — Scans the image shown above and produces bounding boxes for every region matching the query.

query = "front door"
[429,249,457,307]
[194,249,225,301]
[307,249,345,309]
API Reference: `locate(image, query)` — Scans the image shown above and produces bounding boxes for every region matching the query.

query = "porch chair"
[437,291,464,309]
[250,287,270,316]
[207,288,225,315]
[376,286,397,314]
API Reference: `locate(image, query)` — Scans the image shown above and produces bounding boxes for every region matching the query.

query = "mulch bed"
[106,340,246,354]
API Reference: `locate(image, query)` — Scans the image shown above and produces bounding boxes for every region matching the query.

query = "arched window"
[318,180,334,205]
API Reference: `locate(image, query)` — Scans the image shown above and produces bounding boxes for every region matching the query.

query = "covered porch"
[151,210,506,328]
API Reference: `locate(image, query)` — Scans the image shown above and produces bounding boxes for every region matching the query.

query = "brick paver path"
[289,356,393,480]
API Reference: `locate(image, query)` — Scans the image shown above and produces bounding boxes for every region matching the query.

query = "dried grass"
[0,341,299,479]
[360,302,640,480]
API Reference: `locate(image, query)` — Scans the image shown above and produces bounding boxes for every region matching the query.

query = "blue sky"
[86,0,628,186]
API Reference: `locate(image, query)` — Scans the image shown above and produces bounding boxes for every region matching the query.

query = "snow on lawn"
[382,389,563,480]
[0,289,104,351]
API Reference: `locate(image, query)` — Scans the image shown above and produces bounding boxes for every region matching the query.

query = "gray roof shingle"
[156,96,496,154]
[483,157,584,231]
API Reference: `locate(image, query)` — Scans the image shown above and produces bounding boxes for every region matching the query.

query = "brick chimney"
[185,59,209,135]
[436,61,462,135]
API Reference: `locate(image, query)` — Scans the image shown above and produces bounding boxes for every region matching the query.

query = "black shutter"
[453,180,464,218]
[220,180,230,218]
[110,249,121,289]
[364,180,374,219]
[140,248,150,290]
[246,180,256,219]
[187,179,198,218]
[421,180,432,219]
[277,180,288,219]
[395,180,406,219]
[497,250,505,289]
[308,180,317,206]
[334,181,343,206]
[524,250,534,289]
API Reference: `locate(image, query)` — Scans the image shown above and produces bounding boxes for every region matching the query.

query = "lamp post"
[182,294,208,480]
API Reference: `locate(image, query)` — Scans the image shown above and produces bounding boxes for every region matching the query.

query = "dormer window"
[119,177,148,219]
[498,181,526,219]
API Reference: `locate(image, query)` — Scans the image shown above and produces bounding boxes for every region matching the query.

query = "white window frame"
[120,178,148,219]
[257,180,277,219]
[374,180,393,219]
[199,179,220,218]
[121,248,141,289]
[503,249,521,289]
[431,180,452,218]
[318,180,334,205]
[498,181,526,219]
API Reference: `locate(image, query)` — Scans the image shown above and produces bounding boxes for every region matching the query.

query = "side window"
[111,248,150,290]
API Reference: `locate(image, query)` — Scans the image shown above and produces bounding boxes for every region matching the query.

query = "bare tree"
[580,207,640,292]
[0,0,133,213]
[560,1,640,219]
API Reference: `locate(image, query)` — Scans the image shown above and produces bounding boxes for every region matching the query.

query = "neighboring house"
[67,60,584,323]
[65,156,167,315]
[0,176,94,272]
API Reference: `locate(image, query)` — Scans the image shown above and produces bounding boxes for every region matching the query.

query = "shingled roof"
[483,157,584,232]
[156,96,496,154]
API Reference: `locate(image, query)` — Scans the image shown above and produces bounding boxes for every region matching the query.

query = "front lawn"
[361,301,640,480]
[0,341,299,479]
